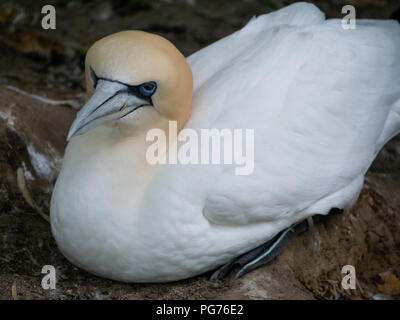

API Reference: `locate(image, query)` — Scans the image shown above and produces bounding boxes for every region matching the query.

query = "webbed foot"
[210,209,342,280]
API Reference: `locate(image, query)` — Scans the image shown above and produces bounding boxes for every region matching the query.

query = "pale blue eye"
[139,82,157,97]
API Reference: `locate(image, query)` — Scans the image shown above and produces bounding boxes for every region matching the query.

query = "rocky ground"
[0,0,399,300]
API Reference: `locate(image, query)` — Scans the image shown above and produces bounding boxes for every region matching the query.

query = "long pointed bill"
[67,79,148,140]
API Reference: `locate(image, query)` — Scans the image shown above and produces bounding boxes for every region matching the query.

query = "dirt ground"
[0,0,400,300]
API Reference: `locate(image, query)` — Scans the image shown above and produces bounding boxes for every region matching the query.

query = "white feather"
[51,3,400,282]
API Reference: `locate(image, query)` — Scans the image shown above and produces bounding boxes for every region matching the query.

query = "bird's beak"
[67,79,148,140]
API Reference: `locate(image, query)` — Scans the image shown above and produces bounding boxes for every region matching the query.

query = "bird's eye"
[139,82,157,97]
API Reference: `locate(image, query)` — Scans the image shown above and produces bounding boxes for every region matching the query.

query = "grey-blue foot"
[210,208,343,280]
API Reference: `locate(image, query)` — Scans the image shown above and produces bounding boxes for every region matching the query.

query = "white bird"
[50,2,400,282]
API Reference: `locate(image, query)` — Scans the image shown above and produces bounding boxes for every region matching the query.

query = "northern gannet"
[51,3,400,282]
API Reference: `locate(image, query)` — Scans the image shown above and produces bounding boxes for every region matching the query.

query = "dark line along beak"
[67,79,148,140]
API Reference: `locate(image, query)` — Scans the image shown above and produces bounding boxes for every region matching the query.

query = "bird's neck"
[63,114,179,190]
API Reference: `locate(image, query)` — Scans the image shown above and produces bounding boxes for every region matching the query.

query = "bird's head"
[67,31,193,140]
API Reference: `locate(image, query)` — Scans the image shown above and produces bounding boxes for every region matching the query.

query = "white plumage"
[51,3,400,282]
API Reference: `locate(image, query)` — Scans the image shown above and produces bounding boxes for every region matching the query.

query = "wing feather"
[184,4,400,226]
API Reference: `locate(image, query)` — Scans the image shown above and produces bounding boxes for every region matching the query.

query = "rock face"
[0,86,74,206]
[0,0,399,300]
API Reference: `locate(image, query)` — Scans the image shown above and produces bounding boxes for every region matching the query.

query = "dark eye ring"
[139,82,157,97]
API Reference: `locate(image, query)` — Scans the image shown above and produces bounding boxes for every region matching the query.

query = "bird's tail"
[375,99,400,154]
[375,9,400,151]
[391,7,400,22]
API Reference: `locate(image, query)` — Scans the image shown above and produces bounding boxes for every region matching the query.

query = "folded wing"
[185,3,400,226]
